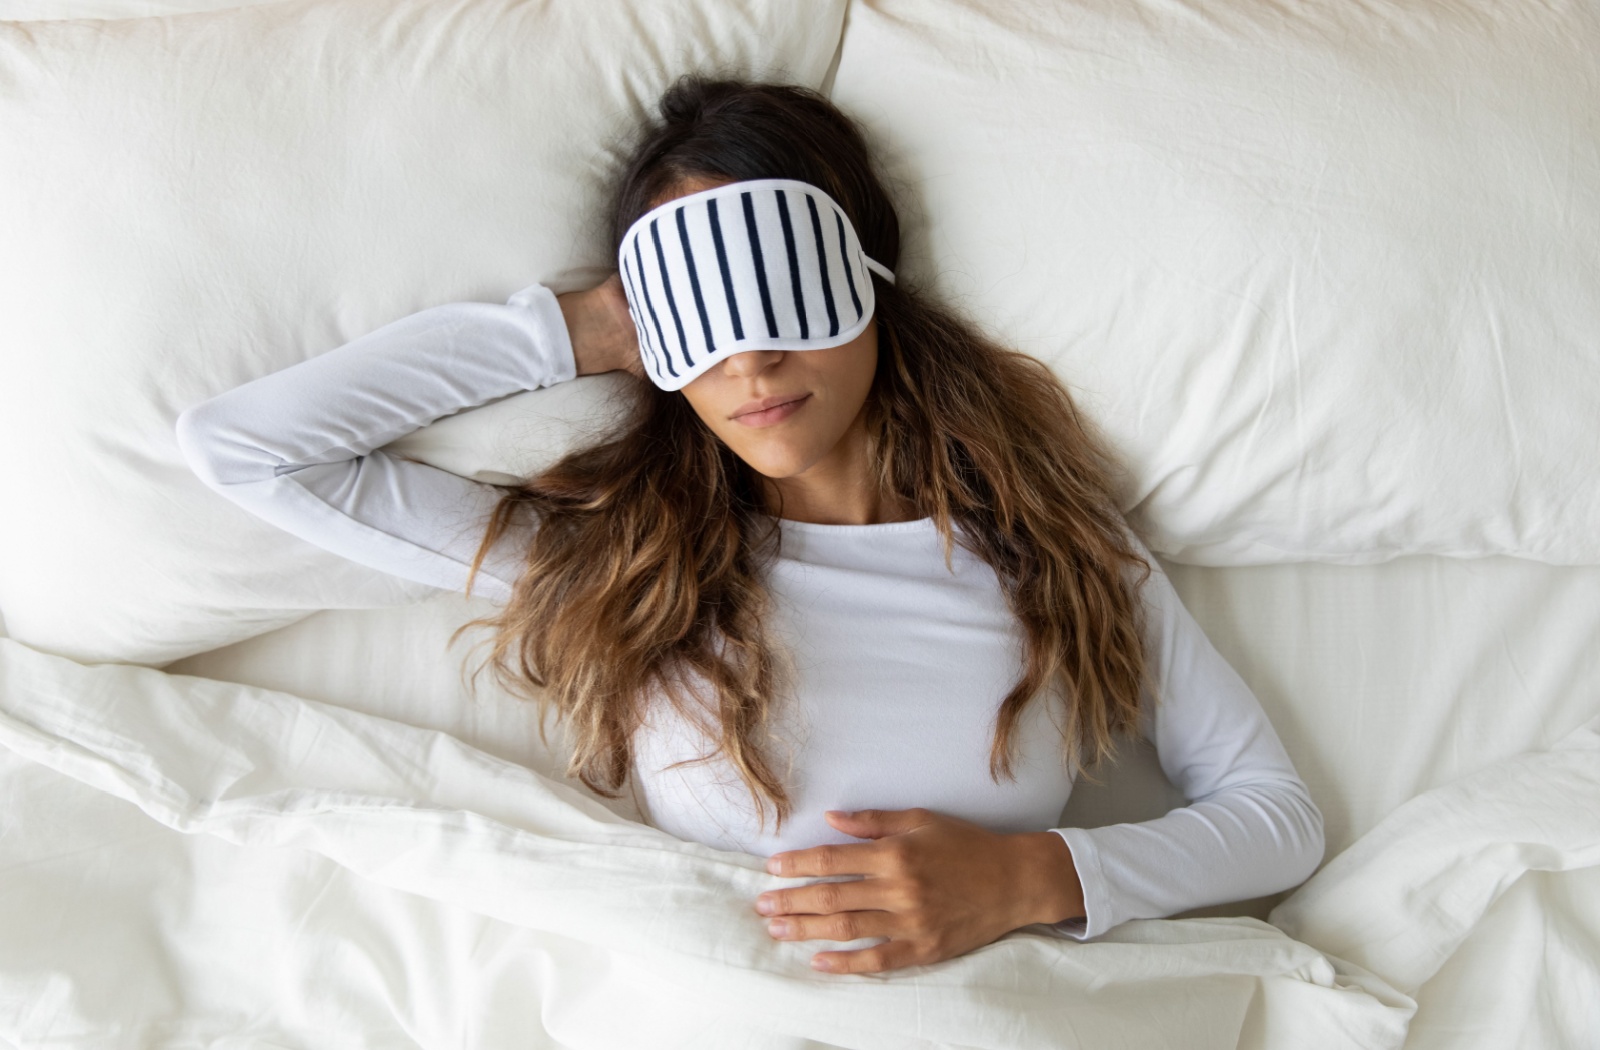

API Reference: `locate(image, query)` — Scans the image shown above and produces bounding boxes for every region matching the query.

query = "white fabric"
[176,285,578,604]
[175,282,1324,941]
[7,0,1597,1042]
[1401,866,1600,1050]
[153,472,1600,1050]
[829,0,1600,567]
[1271,713,1600,995]
[7,636,1597,1047]
[168,538,1600,874]
[0,637,1411,1049]
[0,0,848,666]
[0,0,264,16]
[97,546,1600,1049]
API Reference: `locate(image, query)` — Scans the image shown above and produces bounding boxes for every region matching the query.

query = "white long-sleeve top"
[174,283,1325,940]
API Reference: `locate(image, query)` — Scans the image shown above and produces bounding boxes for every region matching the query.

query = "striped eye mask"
[617,177,897,391]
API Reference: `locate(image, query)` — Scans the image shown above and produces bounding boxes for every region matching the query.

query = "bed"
[1,0,1596,1047]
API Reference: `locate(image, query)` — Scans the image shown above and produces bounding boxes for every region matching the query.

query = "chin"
[735,442,817,480]
[743,456,809,480]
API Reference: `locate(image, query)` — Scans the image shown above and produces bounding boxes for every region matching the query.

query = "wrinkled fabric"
[0,0,847,665]
[0,637,1407,1050]
[830,0,1600,567]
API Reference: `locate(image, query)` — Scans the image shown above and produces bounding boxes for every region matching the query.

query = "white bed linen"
[166,552,1600,864]
[3,611,1596,1047]
[153,552,1600,1049]
[3,549,1597,1048]
[828,0,1600,568]
[4,3,1595,1045]
[0,634,1413,1050]
[0,0,260,15]
[0,0,848,667]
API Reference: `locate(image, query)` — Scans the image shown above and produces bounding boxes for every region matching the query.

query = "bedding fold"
[0,636,1409,1050]
[1271,709,1600,995]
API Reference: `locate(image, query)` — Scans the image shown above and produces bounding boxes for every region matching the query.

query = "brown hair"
[450,74,1154,833]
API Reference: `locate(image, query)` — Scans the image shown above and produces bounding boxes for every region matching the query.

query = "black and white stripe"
[617,178,895,392]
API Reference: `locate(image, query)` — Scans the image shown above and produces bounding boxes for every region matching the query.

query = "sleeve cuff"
[1048,827,1115,941]
[508,283,578,387]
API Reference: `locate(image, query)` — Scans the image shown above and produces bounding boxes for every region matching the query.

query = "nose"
[721,349,785,378]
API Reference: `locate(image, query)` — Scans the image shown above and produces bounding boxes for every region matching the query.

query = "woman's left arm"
[755,527,1325,971]
[1046,528,1326,941]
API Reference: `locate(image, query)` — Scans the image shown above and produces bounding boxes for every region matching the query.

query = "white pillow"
[829,0,1600,566]
[0,0,846,666]
[385,372,637,488]
[0,0,265,18]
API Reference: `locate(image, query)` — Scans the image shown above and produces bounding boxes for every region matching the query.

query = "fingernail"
[811,956,833,971]
[766,858,781,875]
[768,920,790,937]
[756,897,775,915]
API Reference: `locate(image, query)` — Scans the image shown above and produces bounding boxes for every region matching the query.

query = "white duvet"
[2,636,1594,1049]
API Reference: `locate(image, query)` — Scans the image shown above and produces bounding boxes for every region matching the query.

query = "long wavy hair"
[450,74,1155,834]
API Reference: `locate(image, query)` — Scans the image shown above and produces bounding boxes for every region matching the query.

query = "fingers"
[765,907,896,946]
[758,873,891,920]
[811,940,922,975]
[766,809,941,877]
[822,807,933,839]
[767,839,886,878]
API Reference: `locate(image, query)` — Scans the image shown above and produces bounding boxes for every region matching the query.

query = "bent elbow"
[174,397,276,489]
[174,401,227,489]
[1287,786,1327,886]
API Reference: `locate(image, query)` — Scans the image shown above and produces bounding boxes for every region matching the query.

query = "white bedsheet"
[165,553,1600,865]
[0,636,1412,1049]
[2,554,1597,1048]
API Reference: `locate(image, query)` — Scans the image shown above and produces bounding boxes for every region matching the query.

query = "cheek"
[830,332,879,401]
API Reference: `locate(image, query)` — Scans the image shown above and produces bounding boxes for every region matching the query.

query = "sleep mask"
[617,177,896,391]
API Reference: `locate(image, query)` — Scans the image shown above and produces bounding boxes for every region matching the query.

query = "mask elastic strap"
[863,255,897,285]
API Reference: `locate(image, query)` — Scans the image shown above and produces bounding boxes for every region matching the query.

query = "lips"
[732,392,809,419]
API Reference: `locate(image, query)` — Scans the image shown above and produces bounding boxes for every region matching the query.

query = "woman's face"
[653,175,880,483]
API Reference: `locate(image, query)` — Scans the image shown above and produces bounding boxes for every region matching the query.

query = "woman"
[176,75,1324,976]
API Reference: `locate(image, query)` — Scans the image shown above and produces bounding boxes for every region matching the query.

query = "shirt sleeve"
[174,283,578,605]
[1047,527,1326,940]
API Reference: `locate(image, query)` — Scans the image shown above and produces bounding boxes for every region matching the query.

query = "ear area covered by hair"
[0,0,848,665]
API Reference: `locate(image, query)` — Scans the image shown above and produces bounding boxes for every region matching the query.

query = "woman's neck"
[761,487,922,526]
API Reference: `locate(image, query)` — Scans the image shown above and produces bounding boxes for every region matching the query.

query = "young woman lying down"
[176,74,1324,977]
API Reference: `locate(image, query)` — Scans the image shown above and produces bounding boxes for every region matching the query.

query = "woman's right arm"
[175,280,637,605]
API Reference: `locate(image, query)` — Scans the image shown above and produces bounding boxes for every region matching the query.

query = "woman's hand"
[755,808,1086,975]
[557,272,643,379]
